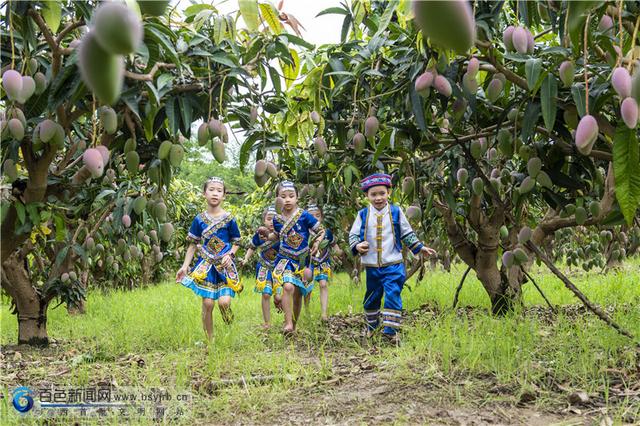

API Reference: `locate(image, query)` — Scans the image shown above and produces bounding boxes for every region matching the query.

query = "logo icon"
[12,387,34,413]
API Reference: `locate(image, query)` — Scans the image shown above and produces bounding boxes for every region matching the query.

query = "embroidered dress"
[311,228,334,282]
[272,208,321,297]
[250,232,280,296]
[180,212,242,299]
[349,203,425,336]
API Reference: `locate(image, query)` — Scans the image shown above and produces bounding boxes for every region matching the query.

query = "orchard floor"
[1,260,639,425]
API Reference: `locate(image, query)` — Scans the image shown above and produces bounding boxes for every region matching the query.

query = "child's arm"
[349,213,369,255]
[176,243,197,282]
[241,247,255,266]
[399,209,436,257]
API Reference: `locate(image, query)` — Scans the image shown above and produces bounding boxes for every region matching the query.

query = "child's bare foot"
[261,323,271,331]
[283,325,295,336]
[321,315,329,322]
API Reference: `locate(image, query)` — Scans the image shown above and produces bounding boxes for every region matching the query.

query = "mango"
[433,75,452,97]
[197,122,209,146]
[364,116,379,139]
[169,143,185,166]
[78,32,124,105]
[99,106,118,134]
[575,206,587,225]
[208,119,223,138]
[467,57,479,76]
[310,111,321,124]
[575,115,598,155]
[122,214,132,228]
[472,177,484,196]
[500,225,509,239]
[402,176,415,195]
[536,171,552,188]
[502,250,514,268]
[160,222,174,242]
[158,140,172,160]
[470,140,482,159]
[512,27,528,54]
[406,205,422,221]
[415,71,433,97]
[154,202,167,221]
[456,168,468,185]
[124,138,136,153]
[527,157,542,178]
[519,176,535,194]
[83,148,105,178]
[611,67,631,98]
[513,248,528,264]
[462,71,478,94]
[34,72,47,94]
[589,201,601,217]
[621,97,638,129]
[486,78,503,103]
[598,14,613,32]
[17,76,35,104]
[353,132,366,155]
[133,196,147,215]
[212,140,226,163]
[503,26,515,51]
[314,137,328,157]
[8,118,24,141]
[93,2,142,55]
[266,162,278,178]
[125,150,140,175]
[3,159,18,182]
[2,70,22,101]
[255,159,267,177]
[559,61,574,87]
[517,226,532,244]
[413,0,475,54]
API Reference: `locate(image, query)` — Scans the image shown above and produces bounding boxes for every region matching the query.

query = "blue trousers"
[363,263,405,335]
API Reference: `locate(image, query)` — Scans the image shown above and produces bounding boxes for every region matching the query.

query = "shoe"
[382,332,400,345]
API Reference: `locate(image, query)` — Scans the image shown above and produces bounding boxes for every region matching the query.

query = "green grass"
[1,259,639,424]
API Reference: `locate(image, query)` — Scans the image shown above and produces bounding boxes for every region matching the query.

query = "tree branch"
[55,19,85,45]
[124,63,176,81]
[434,198,477,268]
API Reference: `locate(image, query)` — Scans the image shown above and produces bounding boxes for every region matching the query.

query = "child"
[349,173,436,343]
[241,206,282,329]
[271,181,325,334]
[176,177,242,342]
[304,204,334,321]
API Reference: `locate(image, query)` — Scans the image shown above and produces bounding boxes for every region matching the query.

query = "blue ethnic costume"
[272,208,323,297]
[311,228,334,282]
[250,231,280,296]
[180,211,243,300]
[349,174,425,336]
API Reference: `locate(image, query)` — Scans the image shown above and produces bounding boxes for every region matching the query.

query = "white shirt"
[349,204,416,267]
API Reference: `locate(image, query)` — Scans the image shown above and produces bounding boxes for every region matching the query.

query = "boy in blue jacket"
[349,173,436,342]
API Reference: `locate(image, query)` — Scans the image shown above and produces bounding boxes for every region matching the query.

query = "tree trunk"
[1,252,49,346]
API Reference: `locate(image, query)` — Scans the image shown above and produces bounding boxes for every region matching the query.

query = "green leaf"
[145,25,180,66]
[208,52,238,68]
[525,58,542,91]
[259,2,283,35]
[41,1,62,33]
[15,202,25,225]
[238,0,260,31]
[316,7,349,17]
[410,85,427,132]
[541,74,557,131]
[213,15,227,45]
[373,129,393,165]
[372,0,399,39]
[280,48,300,89]
[571,84,587,117]
[184,4,216,18]
[268,66,281,94]
[278,34,315,50]
[165,98,180,135]
[521,101,540,142]
[612,125,640,225]
[54,214,66,241]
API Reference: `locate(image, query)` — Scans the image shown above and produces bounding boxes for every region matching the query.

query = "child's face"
[310,210,322,222]
[264,213,275,231]
[204,182,225,207]
[366,185,390,210]
[278,189,298,211]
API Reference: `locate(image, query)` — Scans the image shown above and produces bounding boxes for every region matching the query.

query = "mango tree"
[0,0,300,345]
[240,0,640,316]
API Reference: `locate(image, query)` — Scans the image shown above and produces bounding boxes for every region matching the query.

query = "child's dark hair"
[203,177,226,193]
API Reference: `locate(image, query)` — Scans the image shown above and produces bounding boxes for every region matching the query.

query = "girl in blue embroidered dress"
[176,177,242,342]
[240,206,282,329]
[270,181,325,334]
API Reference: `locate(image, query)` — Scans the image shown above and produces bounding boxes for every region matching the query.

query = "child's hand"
[356,241,369,254]
[220,254,233,269]
[421,246,437,257]
[176,266,188,282]
[310,242,320,255]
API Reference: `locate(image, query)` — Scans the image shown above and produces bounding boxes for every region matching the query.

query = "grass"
[1,259,639,424]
